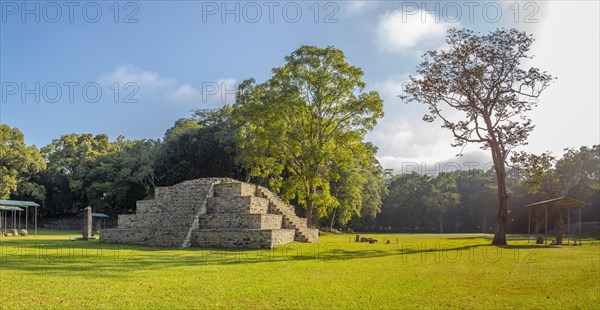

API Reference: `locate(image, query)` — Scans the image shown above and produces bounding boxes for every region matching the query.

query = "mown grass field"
[0,230,598,309]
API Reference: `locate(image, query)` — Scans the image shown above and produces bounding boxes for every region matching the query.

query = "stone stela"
[82,206,92,240]
[100,178,319,248]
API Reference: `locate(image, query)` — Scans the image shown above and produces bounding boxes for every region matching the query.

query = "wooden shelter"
[526,196,585,245]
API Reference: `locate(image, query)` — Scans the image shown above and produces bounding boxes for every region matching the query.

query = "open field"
[1,230,598,309]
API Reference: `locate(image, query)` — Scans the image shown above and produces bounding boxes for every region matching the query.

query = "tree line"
[373,146,599,234]
[2,119,597,233]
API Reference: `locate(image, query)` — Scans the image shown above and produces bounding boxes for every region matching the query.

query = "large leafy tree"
[155,106,241,186]
[85,139,160,215]
[511,151,559,198]
[41,133,114,213]
[327,143,387,230]
[424,172,460,233]
[378,173,434,232]
[402,28,554,245]
[515,146,600,222]
[0,124,46,200]
[556,145,600,222]
[233,45,384,227]
[450,169,497,233]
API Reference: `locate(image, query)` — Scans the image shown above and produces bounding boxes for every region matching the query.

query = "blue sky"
[1,1,599,172]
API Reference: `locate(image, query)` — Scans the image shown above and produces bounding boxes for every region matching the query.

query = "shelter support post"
[527,208,531,243]
[544,206,548,245]
[535,207,539,236]
[578,207,582,245]
[567,208,570,245]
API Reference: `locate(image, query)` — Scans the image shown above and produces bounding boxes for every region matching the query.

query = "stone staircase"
[256,186,319,243]
[100,178,318,248]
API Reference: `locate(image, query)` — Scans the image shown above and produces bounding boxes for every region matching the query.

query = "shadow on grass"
[0,233,566,279]
[444,236,492,240]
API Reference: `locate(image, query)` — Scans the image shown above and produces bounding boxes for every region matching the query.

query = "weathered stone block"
[207,196,268,214]
[192,229,295,249]
[214,182,256,198]
[118,214,163,230]
[198,214,283,230]
[136,200,164,214]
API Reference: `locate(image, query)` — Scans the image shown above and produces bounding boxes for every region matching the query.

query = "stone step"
[118,214,163,229]
[198,214,283,230]
[100,229,156,245]
[257,187,318,243]
[155,180,213,202]
[207,196,269,214]
[214,182,257,198]
[192,229,295,249]
[136,200,164,214]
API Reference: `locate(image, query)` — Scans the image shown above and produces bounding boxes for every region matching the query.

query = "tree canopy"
[233,45,384,227]
[0,124,45,200]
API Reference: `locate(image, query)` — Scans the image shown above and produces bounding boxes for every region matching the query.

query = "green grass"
[1,230,598,309]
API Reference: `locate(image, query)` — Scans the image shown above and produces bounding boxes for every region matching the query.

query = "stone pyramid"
[101,178,318,248]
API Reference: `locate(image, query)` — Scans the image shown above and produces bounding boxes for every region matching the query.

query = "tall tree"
[85,139,160,215]
[450,169,497,233]
[425,172,460,233]
[511,151,559,198]
[401,28,554,245]
[155,106,241,186]
[233,45,384,227]
[554,146,599,221]
[327,143,386,230]
[378,173,434,232]
[41,133,114,213]
[0,124,46,200]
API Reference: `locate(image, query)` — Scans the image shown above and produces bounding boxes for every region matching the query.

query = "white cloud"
[215,78,237,92]
[99,64,237,105]
[369,115,492,173]
[377,9,453,52]
[98,64,175,98]
[170,84,202,102]
[170,78,237,105]
[372,75,408,103]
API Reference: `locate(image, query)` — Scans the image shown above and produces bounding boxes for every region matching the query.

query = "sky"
[1,0,598,174]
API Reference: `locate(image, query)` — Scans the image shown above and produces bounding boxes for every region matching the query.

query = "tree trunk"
[330,207,337,232]
[491,145,508,246]
[439,210,444,233]
[305,181,317,228]
[306,198,313,228]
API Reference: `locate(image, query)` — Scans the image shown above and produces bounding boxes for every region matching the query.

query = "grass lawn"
[0,229,598,309]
